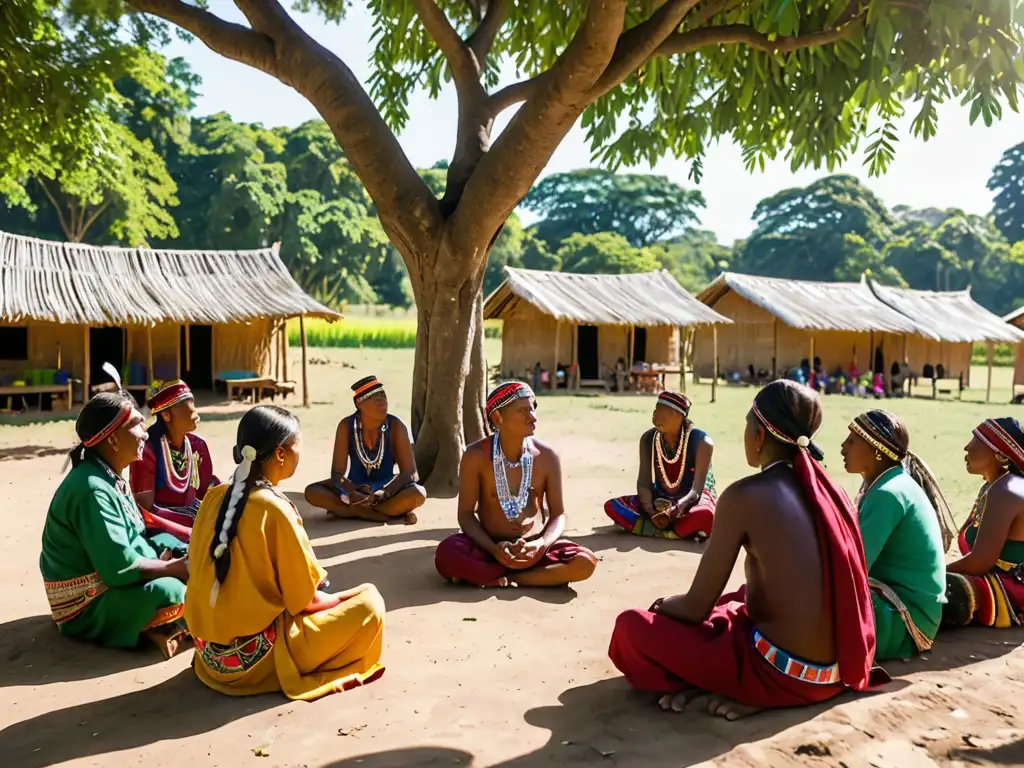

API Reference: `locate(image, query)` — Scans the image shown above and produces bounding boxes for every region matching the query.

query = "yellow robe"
[185,484,385,700]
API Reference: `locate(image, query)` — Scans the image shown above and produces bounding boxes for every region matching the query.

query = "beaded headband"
[850,413,903,462]
[486,381,535,419]
[751,400,820,458]
[82,402,133,447]
[657,391,691,417]
[974,418,1024,473]
[147,379,193,414]
[352,376,385,404]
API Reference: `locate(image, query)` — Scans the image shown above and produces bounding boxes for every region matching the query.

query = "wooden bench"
[257,380,297,401]
[0,382,74,412]
[218,376,279,404]
[932,375,964,400]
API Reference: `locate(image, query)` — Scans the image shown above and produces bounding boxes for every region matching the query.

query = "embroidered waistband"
[869,577,935,653]
[43,572,108,625]
[195,625,277,676]
[752,628,840,685]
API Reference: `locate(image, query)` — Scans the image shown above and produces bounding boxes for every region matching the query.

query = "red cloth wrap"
[435,533,591,586]
[609,588,846,707]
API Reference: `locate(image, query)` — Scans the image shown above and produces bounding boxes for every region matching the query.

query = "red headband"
[147,380,193,414]
[657,391,691,416]
[82,403,133,447]
[486,381,535,418]
[974,420,1024,473]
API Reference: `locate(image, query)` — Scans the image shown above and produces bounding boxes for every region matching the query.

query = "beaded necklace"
[354,414,388,472]
[159,435,197,494]
[652,425,689,493]
[493,434,532,521]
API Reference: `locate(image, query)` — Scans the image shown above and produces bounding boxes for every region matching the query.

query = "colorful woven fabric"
[352,375,385,404]
[973,418,1024,473]
[656,391,691,416]
[753,628,841,685]
[147,380,193,414]
[485,381,534,421]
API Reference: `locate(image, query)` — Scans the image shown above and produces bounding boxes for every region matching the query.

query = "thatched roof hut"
[867,277,1023,400]
[0,228,339,408]
[484,267,730,393]
[694,272,930,387]
[1000,306,1024,398]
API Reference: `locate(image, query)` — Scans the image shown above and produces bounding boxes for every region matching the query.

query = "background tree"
[523,169,704,249]
[26,0,1024,492]
[988,141,1024,245]
[651,229,732,292]
[557,232,661,274]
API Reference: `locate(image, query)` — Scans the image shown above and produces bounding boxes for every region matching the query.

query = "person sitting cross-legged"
[604,391,716,541]
[608,380,888,720]
[434,381,597,588]
[304,375,426,524]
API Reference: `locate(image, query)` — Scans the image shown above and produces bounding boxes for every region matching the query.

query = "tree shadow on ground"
[321,747,476,767]
[949,734,1024,765]
[0,615,171,688]
[0,445,68,462]
[0,668,278,768]
[571,526,707,556]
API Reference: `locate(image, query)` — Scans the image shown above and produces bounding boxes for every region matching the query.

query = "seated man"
[841,410,951,660]
[609,380,887,720]
[40,365,189,659]
[605,392,716,540]
[130,380,220,544]
[435,381,597,588]
[943,418,1024,627]
[304,375,426,524]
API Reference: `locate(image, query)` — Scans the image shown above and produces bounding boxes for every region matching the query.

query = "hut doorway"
[89,327,125,389]
[180,324,213,391]
[632,327,647,364]
[578,325,599,380]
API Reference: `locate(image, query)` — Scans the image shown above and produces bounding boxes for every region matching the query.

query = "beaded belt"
[752,628,840,685]
[43,572,108,625]
[195,625,277,676]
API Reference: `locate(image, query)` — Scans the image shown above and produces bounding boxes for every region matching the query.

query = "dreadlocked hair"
[208,405,300,606]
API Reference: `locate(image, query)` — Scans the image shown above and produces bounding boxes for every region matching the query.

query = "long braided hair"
[852,409,956,551]
[208,405,300,606]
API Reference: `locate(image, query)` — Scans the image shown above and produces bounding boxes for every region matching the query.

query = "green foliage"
[523,169,704,248]
[288,316,502,348]
[650,229,731,292]
[988,141,1024,244]
[556,232,661,275]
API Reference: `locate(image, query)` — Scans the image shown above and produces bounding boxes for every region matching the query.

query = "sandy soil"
[2,349,1023,767]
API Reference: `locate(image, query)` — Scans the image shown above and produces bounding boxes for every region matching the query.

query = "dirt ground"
[2,347,1024,767]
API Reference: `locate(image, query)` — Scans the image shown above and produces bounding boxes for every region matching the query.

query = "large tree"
[988,141,1024,245]
[523,168,704,248]
[69,0,1023,493]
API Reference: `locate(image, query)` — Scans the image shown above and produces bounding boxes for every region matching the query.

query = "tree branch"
[655,20,858,56]
[685,0,750,29]
[128,0,278,74]
[81,201,111,242]
[467,0,509,62]
[411,0,486,100]
[486,72,554,117]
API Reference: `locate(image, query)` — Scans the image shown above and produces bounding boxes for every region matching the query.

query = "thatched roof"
[867,277,1024,344]
[697,272,928,335]
[0,229,340,325]
[484,267,732,327]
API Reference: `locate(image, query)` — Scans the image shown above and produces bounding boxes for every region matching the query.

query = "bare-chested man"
[609,380,888,720]
[434,381,597,588]
[304,375,426,524]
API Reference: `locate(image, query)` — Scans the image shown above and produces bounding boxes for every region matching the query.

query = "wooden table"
[221,376,278,403]
[0,382,74,412]
[630,370,666,393]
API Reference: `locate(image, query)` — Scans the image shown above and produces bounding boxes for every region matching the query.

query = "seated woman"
[39,365,189,659]
[604,392,716,541]
[840,411,953,660]
[943,418,1024,628]
[185,405,385,701]
[609,381,886,720]
[304,375,426,524]
[130,380,219,543]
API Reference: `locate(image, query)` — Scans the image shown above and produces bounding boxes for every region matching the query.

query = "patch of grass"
[972,342,1016,367]
[289,316,502,349]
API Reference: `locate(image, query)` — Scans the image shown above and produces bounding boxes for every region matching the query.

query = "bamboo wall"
[499,302,678,380]
[0,321,87,380]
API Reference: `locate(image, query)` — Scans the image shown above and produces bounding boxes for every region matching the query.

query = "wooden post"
[175,325,182,380]
[772,319,779,379]
[679,327,686,393]
[551,321,561,392]
[300,314,310,407]
[282,320,289,382]
[184,321,191,372]
[146,326,154,384]
[711,324,719,403]
[274,323,281,381]
[987,342,995,404]
[82,326,91,402]
[56,342,61,371]
[571,324,579,392]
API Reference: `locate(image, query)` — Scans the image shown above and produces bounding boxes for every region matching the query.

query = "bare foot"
[403,511,418,525]
[701,695,762,721]
[479,576,510,588]
[660,688,703,712]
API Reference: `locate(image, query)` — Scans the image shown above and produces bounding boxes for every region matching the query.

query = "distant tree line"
[3,53,1024,316]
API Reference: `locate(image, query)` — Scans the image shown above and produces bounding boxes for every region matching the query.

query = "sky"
[166,3,1024,245]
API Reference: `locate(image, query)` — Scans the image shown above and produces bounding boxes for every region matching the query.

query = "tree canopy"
[989,141,1024,245]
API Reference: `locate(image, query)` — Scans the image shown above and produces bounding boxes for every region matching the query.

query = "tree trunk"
[410,246,488,498]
